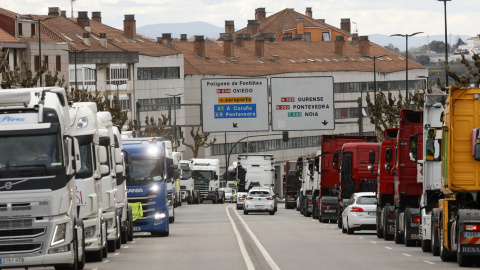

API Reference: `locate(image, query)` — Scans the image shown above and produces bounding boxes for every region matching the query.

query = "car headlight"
[155,212,167,219]
[51,223,67,246]
[150,185,159,193]
[85,225,96,239]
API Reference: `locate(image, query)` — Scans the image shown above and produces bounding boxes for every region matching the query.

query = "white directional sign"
[201,78,269,132]
[271,76,334,131]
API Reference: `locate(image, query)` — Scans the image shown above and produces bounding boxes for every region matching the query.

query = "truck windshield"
[192,170,214,181]
[181,170,192,180]
[0,134,63,172]
[128,158,164,184]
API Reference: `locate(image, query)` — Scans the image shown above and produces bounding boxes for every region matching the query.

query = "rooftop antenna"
[352,22,358,33]
[70,0,76,18]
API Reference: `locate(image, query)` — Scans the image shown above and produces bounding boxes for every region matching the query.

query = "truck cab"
[192,159,223,203]
[180,160,197,204]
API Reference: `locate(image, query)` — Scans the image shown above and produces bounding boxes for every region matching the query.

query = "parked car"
[341,192,377,234]
[236,192,247,210]
[244,187,276,215]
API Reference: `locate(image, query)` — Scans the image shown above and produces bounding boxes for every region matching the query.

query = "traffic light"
[283,131,289,142]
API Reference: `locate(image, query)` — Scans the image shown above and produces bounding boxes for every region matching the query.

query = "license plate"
[1,258,24,264]
[133,227,141,231]
[410,223,420,227]
[324,209,335,213]
[464,231,480,237]
[255,205,264,209]
[367,211,376,216]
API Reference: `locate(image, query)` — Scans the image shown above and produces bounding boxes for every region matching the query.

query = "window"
[31,23,36,37]
[18,23,23,36]
[322,32,330,41]
[137,67,180,80]
[304,32,311,41]
[34,55,40,71]
[56,55,61,71]
[138,97,181,112]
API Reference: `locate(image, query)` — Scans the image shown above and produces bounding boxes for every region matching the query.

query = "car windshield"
[249,190,271,197]
[192,170,214,181]
[181,169,192,180]
[0,134,63,172]
[356,196,376,205]
[128,158,164,184]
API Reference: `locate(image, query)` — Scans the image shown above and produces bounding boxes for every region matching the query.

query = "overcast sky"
[2,0,478,38]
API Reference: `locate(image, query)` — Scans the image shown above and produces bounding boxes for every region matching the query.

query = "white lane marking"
[225,206,255,270]
[233,207,281,270]
[330,227,335,229]
[385,247,392,250]
[424,261,435,265]
[370,241,377,244]
[402,253,412,257]
[131,241,136,243]
[359,237,364,239]
[142,233,148,235]
[123,246,129,249]
[92,268,98,270]
[103,260,110,263]
[114,253,120,255]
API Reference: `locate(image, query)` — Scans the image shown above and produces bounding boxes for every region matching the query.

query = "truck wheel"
[383,208,393,241]
[431,210,440,256]
[404,209,415,247]
[169,207,175,223]
[102,222,108,258]
[376,209,384,238]
[78,224,86,270]
[439,216,455,262]
[243,210,248,215]
[127,210,134,242]
[394,209,404,244]
[115,216,121,249]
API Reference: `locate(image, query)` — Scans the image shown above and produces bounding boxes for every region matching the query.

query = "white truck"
[180,160,198,204]
[70,102,108,261]
[225,161,238,189]
[0,87,85,269]
[97,112,122,252]
[236,155,275,192]
[164,141,178,223]
[411,94,447,254]
[192,159,224,203]
[297,156,316,218]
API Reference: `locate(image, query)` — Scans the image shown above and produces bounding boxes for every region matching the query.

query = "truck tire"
[383,208,393,241]
[431,210,440,256]
[77,223,86,270]
[439,216,455,262]
[127,209,134,242]
[243,210,248,215]
[404,209,415,247]
[457,223,474,267]
[376,208,384,238]
[102,222,108,258]
[394,209,404,244]
[169,207,175,223]
[115,216,121,249]
[121,225,128,244]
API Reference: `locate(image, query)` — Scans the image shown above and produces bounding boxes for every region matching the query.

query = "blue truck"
[122,138,172,236]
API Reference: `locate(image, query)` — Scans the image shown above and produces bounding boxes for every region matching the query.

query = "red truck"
[283,160,300,209]
[317,135,377,224]
[383,109,423,246]
[368,128,399,240]
[336,142,380,228]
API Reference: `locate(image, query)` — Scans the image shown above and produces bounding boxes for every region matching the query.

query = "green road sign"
[288,112,302,117]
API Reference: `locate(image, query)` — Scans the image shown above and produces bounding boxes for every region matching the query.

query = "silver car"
[342,192,377,234]
[244,187,276,215]
[236,192,247,210]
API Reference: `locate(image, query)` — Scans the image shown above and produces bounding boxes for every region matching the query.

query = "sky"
[2,0,478,38]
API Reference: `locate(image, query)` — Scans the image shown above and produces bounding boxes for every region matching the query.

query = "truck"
[70,102,108,261]
[409,94,447,253]
[236,154,275,192]
[382,109,423,246]
[368,128,398,240]
[318,135,377,224]
[297,156,316,217]
[179,160,198,204]
[123,137,171,236]
[336,142,380,226]
[225,161,238,189]
[436,87,480,266]
[284,160,300,209]
[192,158,224,203]
[0,87,85,269]
[97,112,122,252]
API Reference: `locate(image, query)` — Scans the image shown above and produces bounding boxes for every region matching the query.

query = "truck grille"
[0,228,46,239]
[0,243,42,254]
[128,195,156,214]
[194,180,209,191]
[0,219,33,229]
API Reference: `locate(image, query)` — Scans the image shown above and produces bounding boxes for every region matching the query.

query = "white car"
[219,188,235,203]
[342,192,377,234]
[243,187,276,215]
[236,192,247,210]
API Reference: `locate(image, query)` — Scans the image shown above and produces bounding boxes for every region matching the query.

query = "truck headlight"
[76,116,88,130]
[106,218,114,229]
[149,185,159,193]
[85,225,96,239]
[155,212,167,220]
[51,223,67,246]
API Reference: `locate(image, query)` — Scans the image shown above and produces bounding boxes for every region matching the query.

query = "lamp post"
[360,53,387,101]
[438,0,451,87]
[35,17,56,86]
[64,49,87,90]
[166,93,183,151]
[390,32,423,103]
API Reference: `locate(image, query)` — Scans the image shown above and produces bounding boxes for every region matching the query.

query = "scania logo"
[127,188,143,193]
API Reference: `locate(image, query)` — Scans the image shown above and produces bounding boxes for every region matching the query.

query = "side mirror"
[115,164,124,174]
[385,148,392,163]
[100,164,109,175]
[384,163,392,171]
[215,175,219,180]
[368,151,375,164]
[114,148,123,165]
[367,165,374,172]
[98,146,108,164]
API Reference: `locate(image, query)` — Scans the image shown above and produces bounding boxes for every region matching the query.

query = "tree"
[384,43,400,53]
[417,55,430,66]
[429,40,450,53]
[445,52,480,88]
[181,127,217,158]
[127,114,182,149]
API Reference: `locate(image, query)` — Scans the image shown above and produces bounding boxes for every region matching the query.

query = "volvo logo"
[5,182,12,190]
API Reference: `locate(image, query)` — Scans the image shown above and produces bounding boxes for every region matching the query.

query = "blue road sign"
[214,104,257,119]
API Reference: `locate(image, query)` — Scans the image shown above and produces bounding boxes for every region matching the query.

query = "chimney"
[83,32,90,46]
[359,35,370,56]
[194,35,205,58]
[61,10,66,17]
[84,20,91,33]
[255,8,266,21]
[48,7,60,17]
[92,12,101,23]
[224,34,234,57]
[305,7,312,18]
[340,18,351,33]
[247,20,260,36]
[351,33,359,46]
[264,33,275,43]
[124,14,136,38]
[225,20,234,35]
[235,34,245,47]
[297,18,305,35]
[255,36,265,58]
[180,34,187,42]
[335,36,345,56]
[77,11,89,28]
[99,33,107,48]
[162,33,172,44]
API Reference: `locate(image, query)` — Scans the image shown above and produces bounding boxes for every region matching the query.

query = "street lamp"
[64,49,87,90]
[35,17,56,86]
[359,53,387,101]
[165,93,183,151]
[390,32,423,103]
[437,0,451,87]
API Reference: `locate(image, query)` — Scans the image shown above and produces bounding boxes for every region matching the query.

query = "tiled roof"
[171,40,424,77]
[0,27,20,43]
[236,8,349,38]
[0,8,19,19]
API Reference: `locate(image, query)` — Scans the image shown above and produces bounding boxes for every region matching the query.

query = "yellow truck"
[439,86,480,266]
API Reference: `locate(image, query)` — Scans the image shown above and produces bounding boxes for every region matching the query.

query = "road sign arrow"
[322,120,328,126]
[233,123,238,128]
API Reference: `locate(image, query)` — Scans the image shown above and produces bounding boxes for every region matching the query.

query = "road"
[31,203,460,270]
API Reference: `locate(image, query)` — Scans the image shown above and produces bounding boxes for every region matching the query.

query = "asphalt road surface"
[28,203,462,270]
